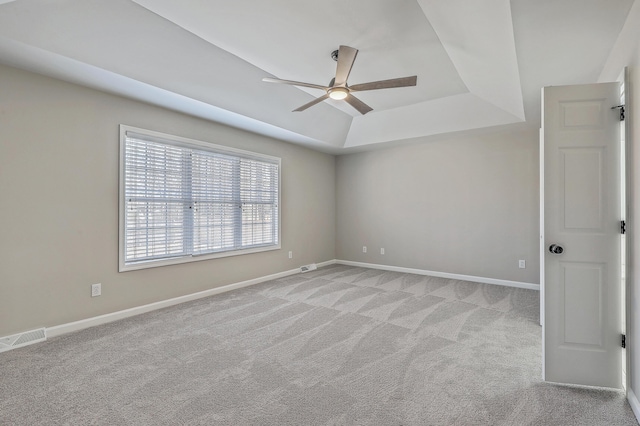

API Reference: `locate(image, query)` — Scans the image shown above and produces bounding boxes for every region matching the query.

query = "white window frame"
[119,125,281,272]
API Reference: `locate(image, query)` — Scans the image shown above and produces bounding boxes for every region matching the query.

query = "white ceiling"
[0,0,634,153]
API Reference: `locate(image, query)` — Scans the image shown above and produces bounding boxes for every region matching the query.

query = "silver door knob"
[549,244,564,254]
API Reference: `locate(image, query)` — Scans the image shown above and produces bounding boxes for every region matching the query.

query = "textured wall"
[336,128,540,284]
[0,64,336,336]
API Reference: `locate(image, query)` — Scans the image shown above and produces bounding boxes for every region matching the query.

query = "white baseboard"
[316,259,337,268]
[335,260,539,291]
[628,388,640,424]
[47,260,334,339]
[31,258,533,343]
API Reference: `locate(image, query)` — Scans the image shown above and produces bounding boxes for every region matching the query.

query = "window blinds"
[123,130,279,266]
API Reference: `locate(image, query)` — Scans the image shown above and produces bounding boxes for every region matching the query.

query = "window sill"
[119,244,281,272]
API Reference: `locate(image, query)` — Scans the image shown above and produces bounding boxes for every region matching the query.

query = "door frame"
[622,66,631,393]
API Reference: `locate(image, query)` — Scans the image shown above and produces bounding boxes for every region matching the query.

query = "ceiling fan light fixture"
[328,87,349,100]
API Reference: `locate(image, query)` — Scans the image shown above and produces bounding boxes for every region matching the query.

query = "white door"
[542,82,622,388]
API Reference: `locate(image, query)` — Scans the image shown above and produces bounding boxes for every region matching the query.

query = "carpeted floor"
[0,265,637,425]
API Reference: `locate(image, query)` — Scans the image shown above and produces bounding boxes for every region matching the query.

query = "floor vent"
[0,328,46,353]
[300,263,318,273]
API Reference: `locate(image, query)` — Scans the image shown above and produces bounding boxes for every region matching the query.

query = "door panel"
[561,262,603,347]
[560,100,605,129]
[561,148,603,230]
[543,82,621,389]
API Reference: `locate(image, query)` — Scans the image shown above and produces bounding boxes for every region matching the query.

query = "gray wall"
[336,128,540,284]
[0,64,336,337]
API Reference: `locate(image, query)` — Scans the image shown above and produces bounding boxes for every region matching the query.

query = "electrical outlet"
[380,248,385,255]
[363,246,367,253]
[91,283,102,297]
[518,260,526,269]
[288,251,293,259]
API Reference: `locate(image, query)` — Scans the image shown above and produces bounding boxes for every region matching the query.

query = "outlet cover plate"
[91,283,102,297]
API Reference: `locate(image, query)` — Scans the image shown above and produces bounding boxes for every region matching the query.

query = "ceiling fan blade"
[334,45,358,86]
[262,77,327,91]
[293,93,330,112]
[344,94,373,115]
[349,76,417,92]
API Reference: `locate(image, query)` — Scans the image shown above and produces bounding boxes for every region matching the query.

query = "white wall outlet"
[363,246,367,253]
[288,251,293,259]
[91,283,102,297]
[518,260,526,269]
[380,248,385,255]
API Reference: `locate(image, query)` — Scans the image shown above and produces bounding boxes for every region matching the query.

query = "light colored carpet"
[0,265,636,425]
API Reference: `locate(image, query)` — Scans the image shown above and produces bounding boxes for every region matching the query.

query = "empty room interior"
[2,0,640,424]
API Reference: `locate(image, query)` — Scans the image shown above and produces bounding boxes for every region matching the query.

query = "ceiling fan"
[262,45,417,115]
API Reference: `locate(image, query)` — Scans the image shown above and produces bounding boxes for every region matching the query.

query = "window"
[119,126,280,271]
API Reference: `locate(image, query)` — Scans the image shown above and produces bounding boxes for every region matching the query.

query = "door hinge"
[612,105,625,121]
[622,334,626,349]
[621,220,626,235]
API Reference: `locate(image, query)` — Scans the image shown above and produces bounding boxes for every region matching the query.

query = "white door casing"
[543,82,622,389]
